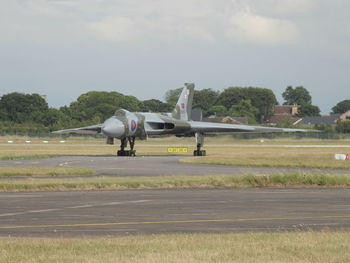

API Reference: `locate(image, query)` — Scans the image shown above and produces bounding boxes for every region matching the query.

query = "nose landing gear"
[117,137,136,156]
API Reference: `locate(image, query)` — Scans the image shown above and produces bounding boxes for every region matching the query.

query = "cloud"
[0,0,319,47]
[88,15,217,43]
[85,0,301,45]
[89,16,138,42]
[86,0,219,43]
[226,10,300,45]
[0,0,82,45]
[247,0,314,16]
[1,0,350,114]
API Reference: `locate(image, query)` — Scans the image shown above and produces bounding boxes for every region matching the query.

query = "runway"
[0,155,348,177]
[1,156,349,237]
[0,188,349,237]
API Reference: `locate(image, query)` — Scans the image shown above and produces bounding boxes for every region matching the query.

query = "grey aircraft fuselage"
[102,110,192,140]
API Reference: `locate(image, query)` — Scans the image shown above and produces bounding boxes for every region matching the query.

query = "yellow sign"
[167,147,188,153]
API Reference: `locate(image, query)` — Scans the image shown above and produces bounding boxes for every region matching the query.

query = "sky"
[0,0,349,114]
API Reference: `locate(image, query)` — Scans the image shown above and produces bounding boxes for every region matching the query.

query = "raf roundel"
[131,120,137,132]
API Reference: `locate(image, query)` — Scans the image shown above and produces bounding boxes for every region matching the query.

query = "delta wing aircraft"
[54,83,314,156]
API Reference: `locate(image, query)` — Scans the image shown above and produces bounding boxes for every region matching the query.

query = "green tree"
[143,99,173,112]
[0,92,48,123]
[0,109,6,120]
[216,87,277,122]
[229,100,258,124]
[192,89,220,116]
[275,116,297,128]
[68,91,144,122]
[34,108,69,128]
[298,103,321,117]
[332,99,350,114]
[336,121,350,133]
[314,123,335,133]
[215,87,245,109]
[207,105,228,116]
[246,88,277,121]
[282,86,320,117]
[120,95,144,112]
[164,88,182,106]
[69,91,123,121]
[282,86,312,105]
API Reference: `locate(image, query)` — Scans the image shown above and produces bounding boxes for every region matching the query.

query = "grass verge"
[1,173,350,191]
[0,167,95,178]
[180,149,350,170]
[0,154,52,160]
[0,232,349,263]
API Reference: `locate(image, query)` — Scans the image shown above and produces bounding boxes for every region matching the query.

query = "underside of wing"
[52,124,103,134]
[189,121,315,134]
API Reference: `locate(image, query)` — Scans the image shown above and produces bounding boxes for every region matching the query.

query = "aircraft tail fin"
[172,83,195,121]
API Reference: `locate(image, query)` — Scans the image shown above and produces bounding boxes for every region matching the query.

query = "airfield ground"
[1,232,349,263]
[1,188,350,237]
[1,136,350,170]
[0,135,349,262]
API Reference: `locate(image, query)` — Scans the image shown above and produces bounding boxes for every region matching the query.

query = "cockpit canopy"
[114,109,129,117]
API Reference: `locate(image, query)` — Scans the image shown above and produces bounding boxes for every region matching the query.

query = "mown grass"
[1,136,350,168]
[1,232,349,263]
[0,154,52,160]
[181,146,350,170]
[0,167,95,177]
[0,144,116,158]
[1,173,350,192]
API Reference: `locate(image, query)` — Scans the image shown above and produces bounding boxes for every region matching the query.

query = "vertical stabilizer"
[172,83,195,121]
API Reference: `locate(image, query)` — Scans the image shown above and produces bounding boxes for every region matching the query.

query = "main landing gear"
[117,137,136,157]
[193,132,206,156]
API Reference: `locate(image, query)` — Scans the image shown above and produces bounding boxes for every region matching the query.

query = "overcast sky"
[0,0,349,113]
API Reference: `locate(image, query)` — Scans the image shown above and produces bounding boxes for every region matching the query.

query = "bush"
[336,121,350,133]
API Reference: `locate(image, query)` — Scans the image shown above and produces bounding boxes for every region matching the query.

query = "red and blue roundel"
[131,120,137,132]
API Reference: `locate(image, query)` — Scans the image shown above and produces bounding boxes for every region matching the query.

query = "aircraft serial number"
[167,147,188,153]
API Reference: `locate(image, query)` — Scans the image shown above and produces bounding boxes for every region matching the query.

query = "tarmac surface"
[1,155,349,237]
[0,188,349,237]
[0,155,348,177]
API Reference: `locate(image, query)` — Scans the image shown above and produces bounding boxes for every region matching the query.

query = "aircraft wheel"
[193,150,206,156]
[117,150,136,157]
[117,150,129,156]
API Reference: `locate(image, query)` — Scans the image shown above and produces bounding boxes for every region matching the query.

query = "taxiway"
[0,156,348,177]
[0,188,349,237]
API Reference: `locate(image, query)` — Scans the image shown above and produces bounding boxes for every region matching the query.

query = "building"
[202,115,248,125]
[339,110,350,121]
[266,105,300,125]
[300,110,350,126]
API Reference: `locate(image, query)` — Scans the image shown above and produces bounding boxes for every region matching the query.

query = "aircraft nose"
[102,118,125,138]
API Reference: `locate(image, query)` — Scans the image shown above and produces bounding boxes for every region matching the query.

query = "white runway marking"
[0,200,151,217]
[68,200,150,209]
[29,209,60,213]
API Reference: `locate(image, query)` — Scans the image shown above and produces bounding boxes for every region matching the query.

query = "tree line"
[0,86,349,134]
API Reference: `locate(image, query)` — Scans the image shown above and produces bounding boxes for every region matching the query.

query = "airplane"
[53,83,316,156]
